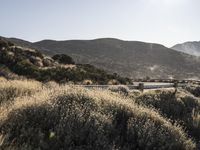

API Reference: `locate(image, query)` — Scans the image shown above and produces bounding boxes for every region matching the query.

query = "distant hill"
[172,41,200,56]
[6,37,200,79]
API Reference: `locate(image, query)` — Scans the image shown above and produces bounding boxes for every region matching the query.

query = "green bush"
[12,60,40,78]
[0,51,15,65]
[52,54,75,64]
[0,38,10,49]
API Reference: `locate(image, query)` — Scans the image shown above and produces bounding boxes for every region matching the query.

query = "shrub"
[184,85,200,97]
[0,38,10,49]
[0,50,15,65]
[135,89,200,142]
[108,79,119,85]
[52,54,75,64]
[82,79,93,85]
[129,90,141,98]
[0,82,196,150]
[108,85,130,96]
[12,60,40,78]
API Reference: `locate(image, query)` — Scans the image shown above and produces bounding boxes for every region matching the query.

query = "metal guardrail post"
[138,83,144,92]
[173,81,178,94]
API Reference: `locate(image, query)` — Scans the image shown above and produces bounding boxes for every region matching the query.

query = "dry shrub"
[129,90,141,98]
[192,109,200,128]
[108,85,129,96]
[0,77,7,82]
[44,81,59,89]
[82,79,93,85]
[0,81,196,150]
[0,79,42,106]
[107,79,120,85]
[135,89,200,142]
[184,85,200,97]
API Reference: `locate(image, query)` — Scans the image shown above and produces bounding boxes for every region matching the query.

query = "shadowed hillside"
[0,38,131,84]
[8,37,200,79]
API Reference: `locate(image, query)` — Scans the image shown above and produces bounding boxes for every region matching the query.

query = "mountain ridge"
[172,41,200,56]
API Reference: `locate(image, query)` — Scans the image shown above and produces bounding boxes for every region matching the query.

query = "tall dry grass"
[0,79,197,150]
[0,77,42,106]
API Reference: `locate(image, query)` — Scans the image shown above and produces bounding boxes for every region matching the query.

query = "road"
[76,82,186,90]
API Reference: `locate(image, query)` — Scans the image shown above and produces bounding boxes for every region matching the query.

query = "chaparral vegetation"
[0,77,199,150]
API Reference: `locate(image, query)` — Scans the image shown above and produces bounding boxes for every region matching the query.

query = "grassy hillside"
[0,38,131,84]
[8,37,200,79]
[0,78,197,150]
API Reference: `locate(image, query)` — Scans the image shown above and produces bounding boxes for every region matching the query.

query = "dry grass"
[192,109,200,129]
[0,77,7,82]
[0,79,197,149]
[0,77,42,106]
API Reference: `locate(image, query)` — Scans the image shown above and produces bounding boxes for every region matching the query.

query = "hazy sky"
[1,0,200,47]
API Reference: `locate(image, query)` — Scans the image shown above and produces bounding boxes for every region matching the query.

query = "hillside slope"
[0,38,131,84]
[8,37,200,79]
[172,41,200,56]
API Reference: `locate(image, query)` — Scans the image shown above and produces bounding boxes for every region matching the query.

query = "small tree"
[52,54,75,64]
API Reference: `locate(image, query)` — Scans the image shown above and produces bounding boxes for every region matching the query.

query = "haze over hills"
[6,37,200,79]
[172,41,200,57]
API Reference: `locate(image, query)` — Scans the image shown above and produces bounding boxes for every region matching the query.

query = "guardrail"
[77,82,187,91]
[134,79,200,84]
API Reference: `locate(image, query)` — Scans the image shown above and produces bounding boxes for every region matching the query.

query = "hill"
[172,41,200,57]
[0,38,131,84]
[8,37,200,79]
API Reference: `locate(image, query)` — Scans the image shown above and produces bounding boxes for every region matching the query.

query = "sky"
[0,0,200,47]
